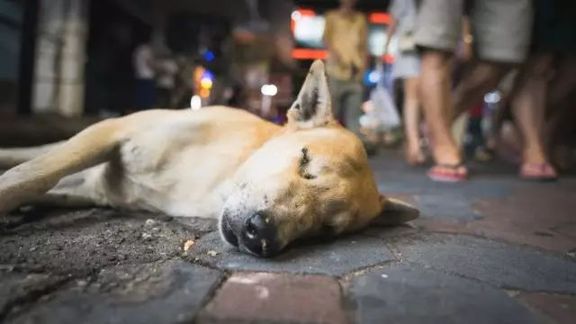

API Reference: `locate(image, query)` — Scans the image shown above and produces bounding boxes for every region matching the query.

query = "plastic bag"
[366,65,401,131]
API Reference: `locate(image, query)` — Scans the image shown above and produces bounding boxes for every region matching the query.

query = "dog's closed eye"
[299,147,316,180]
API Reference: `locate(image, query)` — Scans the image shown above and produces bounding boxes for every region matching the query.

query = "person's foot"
[427,164,468,182]
[519,163,558,181]
[405,142,426,166]
[428,142,467,182]
[432,142,462,165]
[520,146,558,181]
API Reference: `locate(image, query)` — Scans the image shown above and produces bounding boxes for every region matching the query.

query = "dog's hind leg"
[26,168,105,209]
[0,119,123,214]
[0,142,65,169]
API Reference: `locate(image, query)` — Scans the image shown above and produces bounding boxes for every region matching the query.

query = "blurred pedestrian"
[323,0,368,136]
[384,0,424,165]
[414,0,532,182]
[512,0,576,179]
[539,0,576,172]
[156,52,178,108]
[172,56,197,108]
[509,56,557,180]
[133,41,157,110]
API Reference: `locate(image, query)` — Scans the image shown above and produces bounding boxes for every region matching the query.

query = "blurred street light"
[484,91,501,104]
[190,95,202,110]
[291,10,302,21]
[261,84,278,117]
[261,84,278,96]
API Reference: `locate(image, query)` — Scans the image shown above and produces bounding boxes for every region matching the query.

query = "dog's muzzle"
[221,211,281,257]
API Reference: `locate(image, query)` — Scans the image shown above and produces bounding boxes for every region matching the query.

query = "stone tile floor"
[1,150,575,323]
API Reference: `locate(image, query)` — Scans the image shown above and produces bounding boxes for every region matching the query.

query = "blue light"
[203,50,215,62]
[368,70,381,83]
[364,69,381,86]
[202,69,214,81]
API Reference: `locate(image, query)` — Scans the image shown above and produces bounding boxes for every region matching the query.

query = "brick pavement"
[1,151,575,323]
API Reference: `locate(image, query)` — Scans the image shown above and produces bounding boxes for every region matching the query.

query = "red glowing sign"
[291,9,390,60]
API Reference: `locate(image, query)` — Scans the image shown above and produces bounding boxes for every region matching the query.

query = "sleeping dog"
[0,60,418,257]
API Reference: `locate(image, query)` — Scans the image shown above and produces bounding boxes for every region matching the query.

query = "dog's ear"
[287,60,334,128]
[372,196,420,226]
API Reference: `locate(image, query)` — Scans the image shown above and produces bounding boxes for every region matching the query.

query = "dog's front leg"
[0,119,122,214]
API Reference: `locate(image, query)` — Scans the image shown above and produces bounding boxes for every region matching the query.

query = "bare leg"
[453,61,511,118]
[547,101,576,170]
[511,54,556,178]
[547,56,576,113]
[419,50,461,165]
[545,56,576,170]
[403,77,425,165]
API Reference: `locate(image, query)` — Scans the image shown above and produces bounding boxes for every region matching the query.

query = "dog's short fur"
[0,61,418,257]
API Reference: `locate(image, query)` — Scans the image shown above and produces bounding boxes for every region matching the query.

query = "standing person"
[323,0,368,136]
[384,0,424,165]
[156,53,178,108]
[509,56,557,180]
[414,0,533,182]
[133,41,157,110]
[509,0,576,180]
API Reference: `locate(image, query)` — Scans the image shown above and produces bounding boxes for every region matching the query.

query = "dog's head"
[220,60,419,257]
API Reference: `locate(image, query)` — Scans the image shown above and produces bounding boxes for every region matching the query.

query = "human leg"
[414,0,468,180]
[402,77,425,165]
[418,51,462,161]
[510,54,557,180]
[342,81,364,136]
[328,79,346,125]
[453,62,511,118]
[546,56,576,170]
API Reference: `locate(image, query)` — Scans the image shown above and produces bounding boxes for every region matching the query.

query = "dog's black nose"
[245,212,273,240]
[242,212,279,257]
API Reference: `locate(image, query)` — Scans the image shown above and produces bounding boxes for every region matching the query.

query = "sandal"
[519,163,558,181]
[427,164,468,182]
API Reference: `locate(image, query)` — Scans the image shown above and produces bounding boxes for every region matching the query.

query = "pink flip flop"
[427,164,468,183]
[520,163,558,181]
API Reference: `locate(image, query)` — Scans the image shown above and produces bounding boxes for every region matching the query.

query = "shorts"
[392,52,421,79]
[414,0,533,64]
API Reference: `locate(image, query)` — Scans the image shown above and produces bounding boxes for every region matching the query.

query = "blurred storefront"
[2,0,388,119]
[0,0,24,116]
[2,0,296,118]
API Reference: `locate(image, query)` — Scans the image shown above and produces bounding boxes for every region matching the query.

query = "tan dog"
[0,61,418,257]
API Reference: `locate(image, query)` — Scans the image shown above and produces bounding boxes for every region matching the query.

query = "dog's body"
[1,108,282,217]
[0,61,418,256]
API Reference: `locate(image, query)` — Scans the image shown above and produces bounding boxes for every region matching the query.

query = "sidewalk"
[1,150,575,323]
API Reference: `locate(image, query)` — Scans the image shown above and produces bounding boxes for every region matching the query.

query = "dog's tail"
[0,142,64,169]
